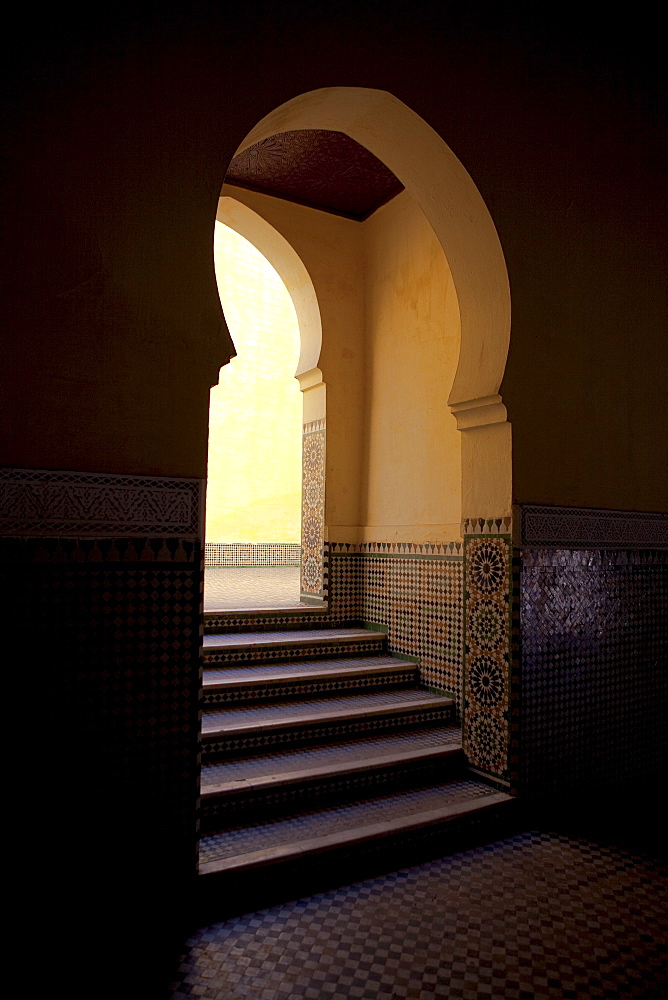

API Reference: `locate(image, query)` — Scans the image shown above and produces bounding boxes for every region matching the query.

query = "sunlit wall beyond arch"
[206,222,302,543]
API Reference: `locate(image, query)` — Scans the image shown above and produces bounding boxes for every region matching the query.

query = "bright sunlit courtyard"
[205,219,303,609]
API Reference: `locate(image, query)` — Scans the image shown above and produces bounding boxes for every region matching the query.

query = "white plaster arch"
[215,195,322,380]
[237,87,511,422]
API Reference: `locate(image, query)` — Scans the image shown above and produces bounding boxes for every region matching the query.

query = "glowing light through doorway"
[207,221,302,544]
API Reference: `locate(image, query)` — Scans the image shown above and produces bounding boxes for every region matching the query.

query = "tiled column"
[463,519,514,788]
[300,419,326,603]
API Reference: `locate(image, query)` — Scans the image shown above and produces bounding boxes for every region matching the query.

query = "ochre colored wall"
[3,12,664,511]
[221,187,462,544]
[361,191,461,541]
[207,222,302,543]
[219,185,367,538]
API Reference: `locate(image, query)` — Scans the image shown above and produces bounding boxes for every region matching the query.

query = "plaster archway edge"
[240,89,510,411]
[215,196,323,381]
[237,87,512,519]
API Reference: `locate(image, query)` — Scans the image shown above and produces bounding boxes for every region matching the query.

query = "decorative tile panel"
[301,421,326,599]
[331,541,463,556]
[462,517,512,537]
[205,542,300,567]
[359,553,463,704]
[0,467,203,537]
[519,505,668,549]
[464,534,512,783]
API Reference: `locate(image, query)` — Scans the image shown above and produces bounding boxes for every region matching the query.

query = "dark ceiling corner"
[225,129,404,220]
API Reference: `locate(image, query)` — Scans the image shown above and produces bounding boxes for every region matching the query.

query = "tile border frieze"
[0,467,204,538]
[517,504,668,549]
[330,540,463,558]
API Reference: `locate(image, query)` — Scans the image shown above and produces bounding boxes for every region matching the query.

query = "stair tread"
[203,628,384,650]
[199,778,511,871]
[201,724,462,793]
[203,655,412,687]
[201,689,452,735]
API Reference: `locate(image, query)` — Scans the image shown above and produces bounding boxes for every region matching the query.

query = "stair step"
[202,655,417,704]
[203,628,386,665]
[202,689,452,735]
[201,725,461,796]
[199,779,513,875]
[200,735,464,831]
[201,689,454,757]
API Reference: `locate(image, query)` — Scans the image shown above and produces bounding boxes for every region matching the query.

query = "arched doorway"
[213,196,327,606]
[212,87,513,783]
[205,220,303,610]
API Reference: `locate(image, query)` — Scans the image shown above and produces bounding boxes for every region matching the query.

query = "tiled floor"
[173,828,667,999]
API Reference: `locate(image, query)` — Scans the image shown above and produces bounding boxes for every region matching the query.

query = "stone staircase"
[198,624,514,894]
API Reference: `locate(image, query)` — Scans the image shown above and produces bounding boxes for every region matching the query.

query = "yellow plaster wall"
[206,222,302,543]
[361,191,462,542]
[219,187,463,544]
[219,185,367,539]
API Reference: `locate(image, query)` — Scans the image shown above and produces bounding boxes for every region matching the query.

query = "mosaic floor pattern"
[174,830,667,999]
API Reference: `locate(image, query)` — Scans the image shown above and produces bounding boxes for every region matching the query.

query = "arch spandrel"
[237,87,511,414]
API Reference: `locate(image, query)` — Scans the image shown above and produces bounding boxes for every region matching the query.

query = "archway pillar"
[297,371,327,604]
[450,395,512,523]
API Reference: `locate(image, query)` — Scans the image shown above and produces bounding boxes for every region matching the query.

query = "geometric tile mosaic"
[464,533,512,784]
[205,542,301,566]
[1,533,203,879]
[301,421,326,599]
[0,466,203,537]
[171,830,668,1000]
[519,504,668,549]
[519,546,668,798]
[359,553,463,704]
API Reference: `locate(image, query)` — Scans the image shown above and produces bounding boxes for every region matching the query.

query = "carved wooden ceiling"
[225,129,404,220]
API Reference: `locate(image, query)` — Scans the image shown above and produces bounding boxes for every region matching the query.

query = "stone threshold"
[199,791,513,876]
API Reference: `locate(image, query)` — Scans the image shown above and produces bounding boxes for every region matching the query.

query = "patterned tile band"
[463,534,512,784]
[205,543,301,567]
[519,505,668,549]
[0,467,203,538]
[301,423,326,598]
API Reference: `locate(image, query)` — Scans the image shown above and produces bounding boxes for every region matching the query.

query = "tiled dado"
[1,467,204,878]
[301,420,326,600]
[515,505,668,799]
[2,532,203,872]
[463,533,513,785]
[330,544,464,711]
[519,546,668,798]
